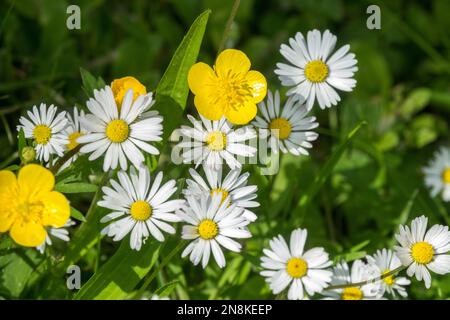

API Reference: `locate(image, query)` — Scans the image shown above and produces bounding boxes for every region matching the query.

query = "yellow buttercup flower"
[188,49,267,125]
[111,76,147,109]
[0,164,70,247]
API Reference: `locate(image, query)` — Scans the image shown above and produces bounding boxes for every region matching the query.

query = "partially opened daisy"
[99,166,184,250]
[54,106,86,171]
[177,194,252,268]
[322,260,382,300]
[36,219,76,254]
[174,115,256,170]
[17,103,68,162]
[78,86,162,171]
[188,49,267,125]
[423,147,450,202]
[275,29,358,110]
[183,165,259,222]
[252,90,319,156]
[394,215,450,289]
[366,249,410,298]
[260,228,333,300]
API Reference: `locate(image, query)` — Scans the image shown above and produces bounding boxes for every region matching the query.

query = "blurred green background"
[1,0,450,299]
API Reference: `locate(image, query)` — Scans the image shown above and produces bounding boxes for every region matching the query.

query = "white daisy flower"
[366,249,411,298]
[177,194,252,268]
[394,215,450,289]
[183,165,259,222]
[17,103,69,162]
[423,147,450,202]
[260,228,333,300]
[252,90,319,156]
[52,106,87,171]
[36,219,76,254]
[275,29,358,110]
[78,86,163,172]
[322,260,383,300]
[174,115,256,170]
[98,166,184,250]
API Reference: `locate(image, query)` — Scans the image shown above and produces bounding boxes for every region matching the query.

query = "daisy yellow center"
[210,188,229,205]
[206,131,227,151]
[106,119,129,143]
[304,60,329,83]
[269,118,292,140]
[33,125,52,145]
[382,270,395,286]
[111,76,147,109]
[216,76,253,111]
[442,168,450,184]
[286,258,308,278]
[341,287,363,300]
[130,200,152,221]
[67,131,83,150]
[198,219,218,240]
[411,241,434,264]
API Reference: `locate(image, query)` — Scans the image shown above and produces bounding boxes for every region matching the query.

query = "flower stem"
[217,0,241,55]
[133,240,187,299]
[50,144,81,174]
[326,265,405,290]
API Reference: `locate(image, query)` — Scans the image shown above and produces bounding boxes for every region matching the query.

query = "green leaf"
[55,182,98,193]
[154,280,179,297]
[70,206,86,222]
[298,121,366,223]
[350,240,370,252]
[18,128,26,160]
[399,88,431,118]
[74,240,161,300]
[80,67,106,98]
[154,10,210,140]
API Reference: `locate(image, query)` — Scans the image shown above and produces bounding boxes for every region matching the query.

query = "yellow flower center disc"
[341,287,363,300]
[411,241,434,264]
[269,118,292,140]
[304,60,329,83]
[286,257,308,278]
[130,200,152,221]
[33,125,52,145]
[206,131,227,151]
[106,119,129,143]
[198,219,218,240]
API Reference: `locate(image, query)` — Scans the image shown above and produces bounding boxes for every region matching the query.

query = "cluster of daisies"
[3,29,450,300]
[261,215,450,300]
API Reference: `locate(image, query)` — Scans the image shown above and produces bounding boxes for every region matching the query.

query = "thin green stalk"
[50,144,82,174]
[326,266,405,290]
[217,0,241,54]
[133,241,187,299]
[0,151,18,169]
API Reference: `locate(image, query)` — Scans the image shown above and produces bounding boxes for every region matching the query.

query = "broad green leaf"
[74,240,161,300]
[18,128,26,160]
[298,121,366,223]
[55,182,98,193]
[80,67,106,98]
[154,10,210,140]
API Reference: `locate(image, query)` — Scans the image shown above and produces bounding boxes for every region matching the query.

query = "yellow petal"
[224,101,257,125]
[194,95,224,121]
[41,191,70,228]
[215,49,251,78]
[0,170,17,194]
[10,220,47,247]
[245,70,267,103]
[0,212,14,233]
[188,62,216,96]
[18,164,55,195]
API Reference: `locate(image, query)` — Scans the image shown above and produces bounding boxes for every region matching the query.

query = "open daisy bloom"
[322,260,383,300]
[367,249,410,298]
[183,165,259,222]
[188,49,267,125]
[0,164,70,247]
[78,86,163,171]
[275,29,358,110]
[253,90,319,156]
[174,115,256,170]
[423,147,450,202]
[177,194,252,268]
[99,166,184,250]
[394,215,450,289]
[18,103,68,163]
[260,228,333,300]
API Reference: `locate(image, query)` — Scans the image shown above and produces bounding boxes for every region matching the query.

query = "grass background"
[1,0,450,299]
